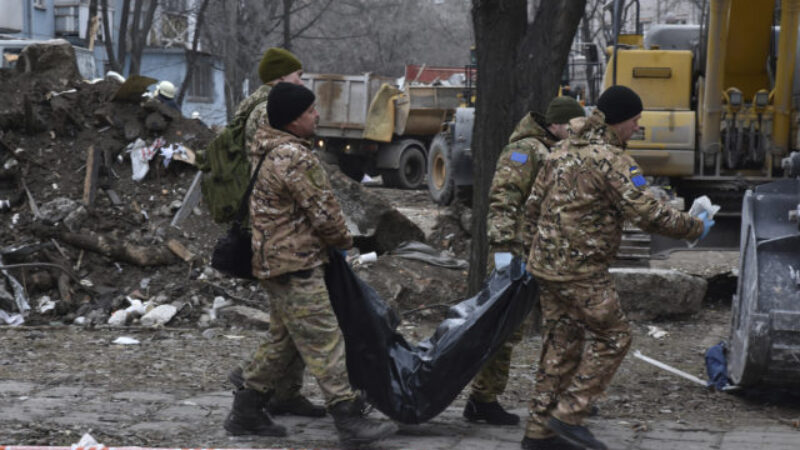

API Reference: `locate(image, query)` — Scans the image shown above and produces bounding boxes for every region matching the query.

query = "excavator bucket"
[728,179,800,386]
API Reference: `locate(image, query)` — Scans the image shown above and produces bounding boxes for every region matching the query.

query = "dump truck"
[302,72,467,190]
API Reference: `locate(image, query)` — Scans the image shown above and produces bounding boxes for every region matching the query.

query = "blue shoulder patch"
[510,152,528,164]
[629,166,646,187]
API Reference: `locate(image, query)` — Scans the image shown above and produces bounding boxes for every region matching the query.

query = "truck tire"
[427,134,455,205]
[382,146,426,189]
[338,154,365,182]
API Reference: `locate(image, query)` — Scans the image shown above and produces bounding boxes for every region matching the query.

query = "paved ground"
[1,379,797,450]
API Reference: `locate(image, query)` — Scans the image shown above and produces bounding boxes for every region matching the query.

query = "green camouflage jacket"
[525,109,704,281]
[487,112,557,256]
[249,126,352,279]
[234,84,272,151]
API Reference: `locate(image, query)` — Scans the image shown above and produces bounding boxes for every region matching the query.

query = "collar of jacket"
[508,112,557,147]
[234,83,272,119]
[566,108,627,149]
[250,125,312,158]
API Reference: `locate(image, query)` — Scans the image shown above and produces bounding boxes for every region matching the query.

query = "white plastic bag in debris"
[128,137,166,181]
[127,138,150,181]
[687,195,721,248]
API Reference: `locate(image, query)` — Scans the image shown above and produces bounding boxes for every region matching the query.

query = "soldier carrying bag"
[210,151,268,280]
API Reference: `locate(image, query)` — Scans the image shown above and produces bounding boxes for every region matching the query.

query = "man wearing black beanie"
[224,82,398,446]
[519,85,713,450]
[596,84,644,145]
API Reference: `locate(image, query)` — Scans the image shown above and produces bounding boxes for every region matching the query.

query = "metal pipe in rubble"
[772,0,800,157]
[700,0,732,157]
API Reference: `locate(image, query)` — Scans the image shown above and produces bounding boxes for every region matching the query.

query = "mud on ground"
[3,251,800,446]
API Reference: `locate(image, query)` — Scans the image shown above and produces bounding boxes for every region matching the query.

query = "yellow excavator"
[607,0,800,388]
[604,0,799,251]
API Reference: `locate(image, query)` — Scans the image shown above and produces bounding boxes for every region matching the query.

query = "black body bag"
[325,249,537,424]
[210,151,267,280]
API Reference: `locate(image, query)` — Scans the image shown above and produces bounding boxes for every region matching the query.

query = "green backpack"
[196,102,260,224]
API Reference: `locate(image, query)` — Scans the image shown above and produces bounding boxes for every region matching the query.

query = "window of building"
[33,0,47,10]
[160,12,189,46]
[187,59,213,103]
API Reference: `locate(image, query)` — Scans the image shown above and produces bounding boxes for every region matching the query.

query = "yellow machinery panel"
[626,110,695,176]
[724,0,772,100]
[604,49,693,110]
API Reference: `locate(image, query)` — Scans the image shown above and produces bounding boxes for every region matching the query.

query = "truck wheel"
[427,134,455,205]
[338,154,365,182]
[383,146,426,189]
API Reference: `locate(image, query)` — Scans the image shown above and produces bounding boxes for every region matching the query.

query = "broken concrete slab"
[611,268,707,321]
[353,254,467,316]
[217,305,270,330]
[326,165,425,254]
[16,40,82,88]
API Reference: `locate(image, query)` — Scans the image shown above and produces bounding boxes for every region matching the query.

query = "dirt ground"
[3,193,800,446]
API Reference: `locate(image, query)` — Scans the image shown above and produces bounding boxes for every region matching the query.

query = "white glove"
[493,252,512,270]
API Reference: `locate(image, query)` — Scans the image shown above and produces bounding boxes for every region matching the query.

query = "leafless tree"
[100,0,158,76]
[176,0,211,107]
[467,0,586,294]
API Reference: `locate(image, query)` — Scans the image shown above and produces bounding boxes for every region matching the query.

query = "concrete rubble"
[0,41,461,330]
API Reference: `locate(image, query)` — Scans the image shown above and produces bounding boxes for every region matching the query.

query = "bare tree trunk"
[129,0,158,76]
[117,0,131,71]
[177,0,212,107]
[468,0,528,295]
[467,0,586,295]
[101,0,122,72]
[86,0,98,42]
[283,0,293,49]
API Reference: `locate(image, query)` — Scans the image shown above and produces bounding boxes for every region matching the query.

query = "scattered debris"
[112,336,140,345]
[647,325,668,339]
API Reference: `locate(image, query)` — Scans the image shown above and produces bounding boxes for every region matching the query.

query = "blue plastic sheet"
[325,249,537,424]
[705,341,731,390]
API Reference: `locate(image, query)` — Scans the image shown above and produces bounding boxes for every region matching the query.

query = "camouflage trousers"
[525,272,631,438]
[243,266,357,407]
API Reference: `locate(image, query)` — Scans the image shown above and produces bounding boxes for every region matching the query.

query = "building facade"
[0,0,227,125]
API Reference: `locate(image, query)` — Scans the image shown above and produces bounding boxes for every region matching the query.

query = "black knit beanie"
[267,82,316,130]
[597,85,643,125]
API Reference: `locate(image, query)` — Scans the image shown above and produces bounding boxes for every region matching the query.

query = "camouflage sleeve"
[281,146,353,249]
[244,102,269,150]
[604,152,704,240]
[523,159,549,250]
[486,141,542,255]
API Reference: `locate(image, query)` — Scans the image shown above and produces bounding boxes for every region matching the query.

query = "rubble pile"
[0,41,464,330]
[0,42,239,328]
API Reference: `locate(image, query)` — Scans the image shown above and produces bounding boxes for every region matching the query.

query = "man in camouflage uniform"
[520,85,714,450]
[236,47,304,150]
[224,83,398,447]
[226,47,326,418]
[464,97,585,426]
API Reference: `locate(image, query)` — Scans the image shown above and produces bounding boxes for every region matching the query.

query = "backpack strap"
[233,150,268,227]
